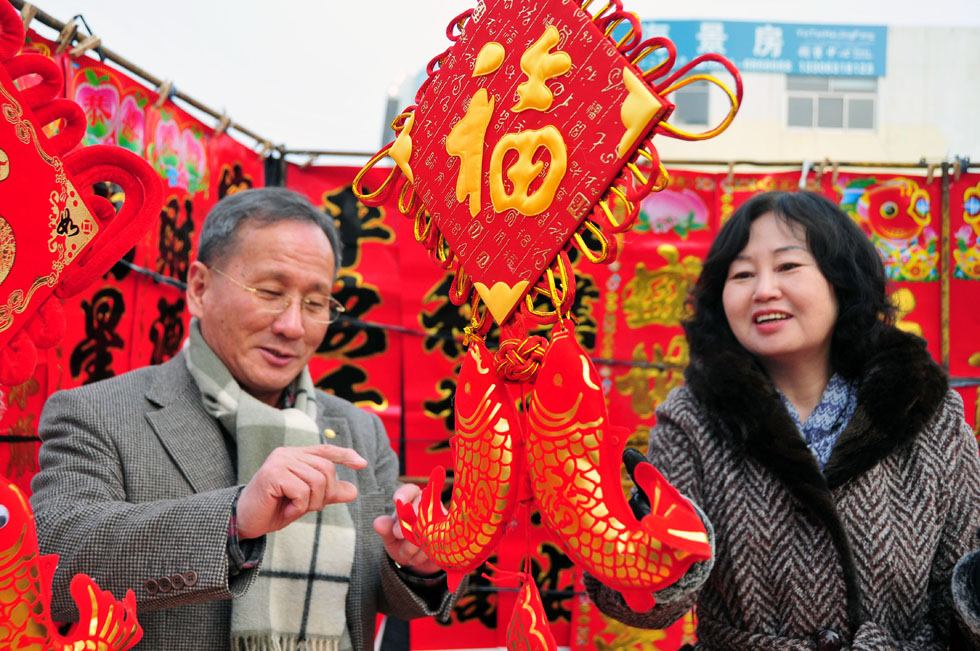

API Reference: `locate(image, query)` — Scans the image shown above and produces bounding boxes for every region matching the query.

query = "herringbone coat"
[30,353,456,651]
[587,329,980,649]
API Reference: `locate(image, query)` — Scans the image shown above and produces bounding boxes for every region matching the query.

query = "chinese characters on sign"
[632,19,887,77]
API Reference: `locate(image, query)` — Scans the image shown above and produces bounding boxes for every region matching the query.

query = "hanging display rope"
[113,256,691,374]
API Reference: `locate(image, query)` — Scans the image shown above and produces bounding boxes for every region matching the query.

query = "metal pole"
[275,155,963,169]
[11,0,274,148]
[940,161,951,370]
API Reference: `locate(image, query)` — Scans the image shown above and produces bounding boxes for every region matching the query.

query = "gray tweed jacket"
[30,353,456,651]
[587,330,980,650]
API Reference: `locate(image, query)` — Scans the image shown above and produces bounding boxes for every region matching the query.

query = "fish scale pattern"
[397,339,520,579]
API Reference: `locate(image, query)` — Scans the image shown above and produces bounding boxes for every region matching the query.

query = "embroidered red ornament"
[359,0,742,633]
[0,1,162,390]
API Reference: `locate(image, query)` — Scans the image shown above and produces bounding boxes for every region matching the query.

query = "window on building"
[786,76,877,130]
[672,80,709,126]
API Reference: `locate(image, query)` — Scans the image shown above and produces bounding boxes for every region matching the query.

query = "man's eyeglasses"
[208,266,345,325]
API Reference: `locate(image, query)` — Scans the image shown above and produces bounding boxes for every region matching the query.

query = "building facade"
[642,20,980,163]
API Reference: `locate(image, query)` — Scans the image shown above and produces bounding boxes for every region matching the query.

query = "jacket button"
[171,573,186,590]
[157,576,173,593]
[815,628,843,651]
[144,579,159,595]
[184,570,198,587]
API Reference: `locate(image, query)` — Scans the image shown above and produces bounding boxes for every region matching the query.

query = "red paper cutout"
[0,477,142,650]
[506,576,558,651]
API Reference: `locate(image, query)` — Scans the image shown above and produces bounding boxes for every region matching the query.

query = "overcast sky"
[31,0,980,159]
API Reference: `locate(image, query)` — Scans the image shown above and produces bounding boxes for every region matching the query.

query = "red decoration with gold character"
[0,1,162,391]
[0,4,156,645]
[359,1,741,642]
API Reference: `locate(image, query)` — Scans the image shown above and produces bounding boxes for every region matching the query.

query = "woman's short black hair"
[683,190,894,378]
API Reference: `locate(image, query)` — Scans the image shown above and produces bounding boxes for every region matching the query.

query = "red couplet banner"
[286,165,405,451]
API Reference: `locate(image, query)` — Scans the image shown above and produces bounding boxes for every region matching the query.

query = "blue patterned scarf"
[779,373,858,470]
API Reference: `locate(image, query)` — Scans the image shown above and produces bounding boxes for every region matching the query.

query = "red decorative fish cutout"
[0,477,142,650]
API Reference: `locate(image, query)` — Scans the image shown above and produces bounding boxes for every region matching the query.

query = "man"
[31,188,458,650]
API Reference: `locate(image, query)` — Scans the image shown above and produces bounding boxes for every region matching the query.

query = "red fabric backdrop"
[1,155,976,651]
[281,164,980,650]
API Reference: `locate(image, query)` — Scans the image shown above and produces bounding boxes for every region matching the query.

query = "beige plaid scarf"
[184,319,355,651]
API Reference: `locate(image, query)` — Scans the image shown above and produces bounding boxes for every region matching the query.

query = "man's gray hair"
[197,187,342,276]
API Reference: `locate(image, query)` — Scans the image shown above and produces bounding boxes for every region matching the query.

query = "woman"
[587,191,980,649]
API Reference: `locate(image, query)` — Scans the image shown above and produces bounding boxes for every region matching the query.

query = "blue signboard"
[626,20,887,77]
